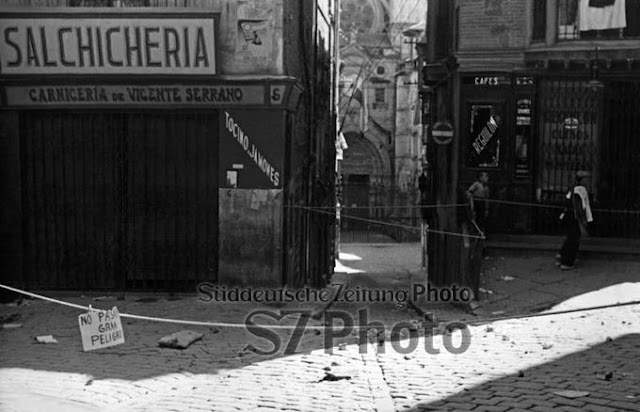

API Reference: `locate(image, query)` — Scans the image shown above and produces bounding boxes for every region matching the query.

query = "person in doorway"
[466,171,490,233]
[418,169,429,220]
[556,171,594,270]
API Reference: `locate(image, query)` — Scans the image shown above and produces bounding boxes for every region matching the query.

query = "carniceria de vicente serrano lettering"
[26,86,246,104]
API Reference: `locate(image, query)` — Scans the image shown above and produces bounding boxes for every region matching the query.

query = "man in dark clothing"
[557,171,593,270]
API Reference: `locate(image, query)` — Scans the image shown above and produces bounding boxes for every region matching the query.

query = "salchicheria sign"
[0,13,217,75]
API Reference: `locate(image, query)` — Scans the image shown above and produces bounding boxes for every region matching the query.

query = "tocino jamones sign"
[0,13,216,75]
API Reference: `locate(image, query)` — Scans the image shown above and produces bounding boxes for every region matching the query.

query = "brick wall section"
[458,0,529,50]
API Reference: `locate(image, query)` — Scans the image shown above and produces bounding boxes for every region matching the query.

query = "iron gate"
[20,111,219,290]
[536,79,640,237]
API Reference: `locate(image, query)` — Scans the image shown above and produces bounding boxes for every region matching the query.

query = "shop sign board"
[0,13,217,75]
[220,109,284,189]
[4,84,265,107]
[463,75,511,86]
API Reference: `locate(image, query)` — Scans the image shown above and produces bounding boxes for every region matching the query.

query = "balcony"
[555,0,640,40]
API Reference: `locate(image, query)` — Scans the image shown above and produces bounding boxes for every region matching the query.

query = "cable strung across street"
[1,283,638,331]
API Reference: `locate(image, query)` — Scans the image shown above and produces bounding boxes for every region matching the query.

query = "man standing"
[557,171,594,270]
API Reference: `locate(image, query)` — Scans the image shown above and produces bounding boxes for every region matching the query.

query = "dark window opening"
[533,0,547,41]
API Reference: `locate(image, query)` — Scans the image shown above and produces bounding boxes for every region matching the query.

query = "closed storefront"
[18,111,218,290]
[458,73,640,237]
[0,8,305,290]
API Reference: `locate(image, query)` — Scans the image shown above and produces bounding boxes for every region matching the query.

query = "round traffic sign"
[432,121,454,145]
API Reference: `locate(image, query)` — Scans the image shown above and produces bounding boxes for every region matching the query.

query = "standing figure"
[557,171,593,270]
[418,169,429,220]
[466,171,490,233]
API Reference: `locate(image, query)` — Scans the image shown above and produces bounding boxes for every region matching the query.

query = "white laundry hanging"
[579,0,627,31]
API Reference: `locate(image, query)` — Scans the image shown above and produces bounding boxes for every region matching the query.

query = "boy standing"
[467,172,490,232]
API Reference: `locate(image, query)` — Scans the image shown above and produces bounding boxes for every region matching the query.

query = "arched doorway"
[341,132,386,230]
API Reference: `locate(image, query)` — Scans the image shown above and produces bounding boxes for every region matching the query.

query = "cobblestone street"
[1,245,639,411]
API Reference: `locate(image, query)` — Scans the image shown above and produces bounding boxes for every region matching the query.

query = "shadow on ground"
[405,333,640,411]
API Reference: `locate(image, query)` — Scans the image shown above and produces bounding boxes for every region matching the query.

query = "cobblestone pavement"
[1,246,639,411]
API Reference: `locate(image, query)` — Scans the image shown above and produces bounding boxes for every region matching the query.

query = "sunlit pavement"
[1,248,639,411]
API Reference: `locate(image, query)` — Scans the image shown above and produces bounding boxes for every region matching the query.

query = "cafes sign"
[0,14,217,75]
[463,76,511,86]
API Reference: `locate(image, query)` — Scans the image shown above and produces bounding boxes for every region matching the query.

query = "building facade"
[0,0,338,291]
[421,0,640,287]
[337,0,426,235]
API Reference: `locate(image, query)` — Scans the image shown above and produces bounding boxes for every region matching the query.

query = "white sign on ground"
[78,306,125,351]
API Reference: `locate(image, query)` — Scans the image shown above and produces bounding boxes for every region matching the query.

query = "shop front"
[459,73,536,234]
[458,72,640,237]
[0,9,302,290]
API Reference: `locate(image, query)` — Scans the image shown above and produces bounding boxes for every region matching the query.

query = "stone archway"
[340,131,390,230]
[342,131,384,176]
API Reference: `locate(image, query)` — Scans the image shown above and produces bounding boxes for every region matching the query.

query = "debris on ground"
[541,343,553,350]
[553,390,590,398]
[0,313,21,324]
[93,296,116,301]
[596,372,613,381]
[158,330,204,349]
[479,288,494,295]
[319,372,351,382]
[501,275,515,281]
[135,297,158,303]
[34,335,58,344]
[6,299,31,307]
[466,301,481,312]
[2,323,22,329]
[491,311,506,315]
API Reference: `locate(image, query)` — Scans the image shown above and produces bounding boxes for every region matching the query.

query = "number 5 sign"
[270,85,285,105]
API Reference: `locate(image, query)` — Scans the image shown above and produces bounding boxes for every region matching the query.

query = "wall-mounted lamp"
[588,47,605,92]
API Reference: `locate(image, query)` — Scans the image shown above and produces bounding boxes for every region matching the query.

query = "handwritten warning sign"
[78,307,125,351]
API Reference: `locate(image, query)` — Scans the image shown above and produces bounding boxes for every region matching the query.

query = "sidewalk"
[0,244,639,411]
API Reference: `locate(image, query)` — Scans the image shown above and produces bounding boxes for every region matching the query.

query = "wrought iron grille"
[536,79,640,238]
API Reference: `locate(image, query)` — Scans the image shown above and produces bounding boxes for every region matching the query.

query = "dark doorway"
[343,174,370,230]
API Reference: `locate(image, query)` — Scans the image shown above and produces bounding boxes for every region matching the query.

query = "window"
[466,104,502,168]
[375,87,386,103]
[532,0,547,41]
[558,0,640,40]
